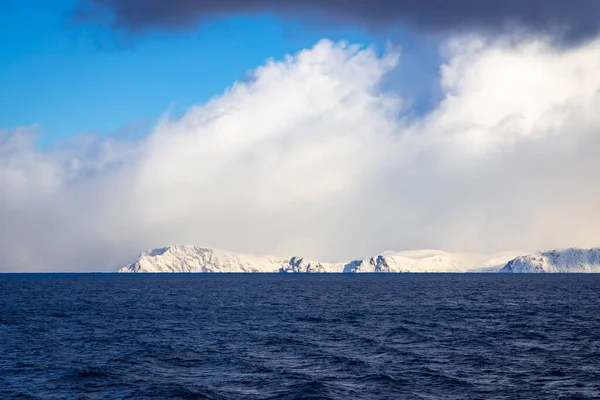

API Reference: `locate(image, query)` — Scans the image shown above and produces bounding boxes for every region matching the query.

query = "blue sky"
[1,0,440,145]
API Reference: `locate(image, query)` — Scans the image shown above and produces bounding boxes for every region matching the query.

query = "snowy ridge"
[280,257,344,273]
[120,245,286,273]
[499,248,600,273]
[346,250,524,273]
[118,245,525,273]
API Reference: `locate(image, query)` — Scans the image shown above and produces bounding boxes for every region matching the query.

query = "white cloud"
[2,37,600,271]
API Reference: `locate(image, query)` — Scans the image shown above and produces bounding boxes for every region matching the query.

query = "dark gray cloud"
[75,0,600,44]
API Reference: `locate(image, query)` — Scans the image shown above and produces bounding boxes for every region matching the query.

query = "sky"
[2,0,600,271]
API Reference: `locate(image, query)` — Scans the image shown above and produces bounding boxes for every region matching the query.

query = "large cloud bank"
[2,37,600,271]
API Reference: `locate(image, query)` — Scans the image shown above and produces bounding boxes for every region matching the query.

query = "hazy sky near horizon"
[2,1,600,271]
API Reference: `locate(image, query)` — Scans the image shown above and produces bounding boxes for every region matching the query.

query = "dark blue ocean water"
[1,274,600,400]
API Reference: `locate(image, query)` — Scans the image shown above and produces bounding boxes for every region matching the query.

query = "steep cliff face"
[279,257,344,273]
[499,248,600,273]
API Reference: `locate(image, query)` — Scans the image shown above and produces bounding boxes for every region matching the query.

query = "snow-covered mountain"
[120,245,286,273]
[118,245,524,273]
[343,250,525,273]
[499,248,600,273]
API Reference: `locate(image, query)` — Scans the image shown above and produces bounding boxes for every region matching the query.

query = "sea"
[1,274,599,399]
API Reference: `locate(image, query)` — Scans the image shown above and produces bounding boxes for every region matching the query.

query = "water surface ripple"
[1,274,599,399]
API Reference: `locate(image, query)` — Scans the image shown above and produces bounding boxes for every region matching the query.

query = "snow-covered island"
[118,246,600,273]
[118,245,525,273]
[498,248,600,273]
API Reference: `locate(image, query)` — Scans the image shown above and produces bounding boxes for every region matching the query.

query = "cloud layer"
[3,36,600,271]
[76,0,600,45]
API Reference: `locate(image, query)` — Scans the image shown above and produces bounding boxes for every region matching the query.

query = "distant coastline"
[119,245,600,274]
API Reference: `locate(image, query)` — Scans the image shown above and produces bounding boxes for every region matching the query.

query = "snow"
[342,250,525,273]
[118,245,527,273]
[279,257,344,273]
[499,248,600,273]
[120,245,287,273]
